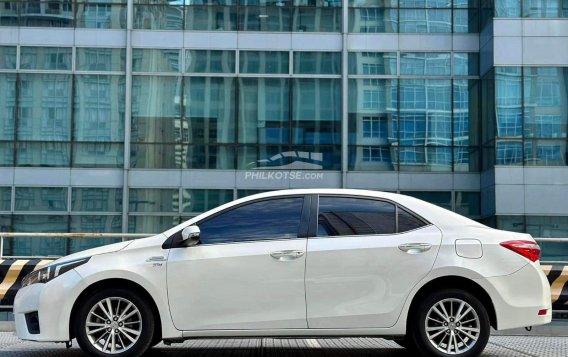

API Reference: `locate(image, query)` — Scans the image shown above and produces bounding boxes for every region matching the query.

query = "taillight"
[500,240,541,262]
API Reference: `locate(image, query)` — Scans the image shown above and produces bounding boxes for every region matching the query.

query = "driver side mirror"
[181,225,200,247]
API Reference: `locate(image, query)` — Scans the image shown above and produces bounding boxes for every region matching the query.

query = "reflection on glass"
[16,142,70,167]
[455,191,480,217]
[238,144,340,170]
[72,188,123,212]
[0,46,16,69]
[292,78,341,145]
[69,215,122,254]
[496,140,523,165]
[293,52,341,75]
[454,147,480,172]
[185,50,235,73]
[399,0,452,8]
[397,146,452,171]
[524,139,566,166]
[199,197,303,244]
[348,78,397,146]
[72,143,124,168]
[129,188,179,213]
[134,5,184,30]
[185,5,237,31]
[182,189,233,213]
[453,8,479,33]
[318,196,396,236]
[0,143,14,166]
[0,187,10,211]
[185,144,235,169]
[130,143,184,168]
[0,73,16,141]
[292,7,341,32]
[128,215,180,233]
[453,79,479,146]
[348,146,396,171]
[398,79,452,146]
[76,48,126,72]
[523,0,561,17]
[494,0,521,17]
[238,6,291,31]
[133,49,181,72]
[11,215,68,256]
[74,75,125,142]
[239,78,289,144]
[184,77,236,144]
[131,76,181,143]
[454,52,479,76]
[495,67,522,138]
[15,187,67,212]
[348,8,398,33]
[348,52,397,75]
[399,9,451,33]
[18,74,72,141]
[19,1,74,28]
[20,47,72,70]
[524,67,568,139]
[400,52,451,76]
[76,4,126,29]
[239,51,288,74]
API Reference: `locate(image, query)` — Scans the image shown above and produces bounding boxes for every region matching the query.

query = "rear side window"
[198,197,304,244]
[317,197,396,236]
[398,207,428,233]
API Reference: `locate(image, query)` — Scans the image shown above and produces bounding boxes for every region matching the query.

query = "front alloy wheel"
[75,288,154,357]
[411,289,490,357]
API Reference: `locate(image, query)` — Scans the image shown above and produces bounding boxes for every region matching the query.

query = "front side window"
[317,196,396,236]
[198,197,304,244]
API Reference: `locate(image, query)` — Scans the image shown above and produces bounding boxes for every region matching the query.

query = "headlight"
[21,257,90,287]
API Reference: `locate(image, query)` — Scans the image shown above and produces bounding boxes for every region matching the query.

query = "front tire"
[409,289,490,357]
[74,288,155,357]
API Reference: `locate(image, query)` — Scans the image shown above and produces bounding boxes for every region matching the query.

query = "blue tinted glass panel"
[133,5,183,30]
[199,197,304,244]
[293,7,342,32]
[454,52,479,76]
[72,188,123,212]
[182,189,234,213]
[72,143,124,168]
[348,8,398,33]
[16,142,70,167]
[495,67,522,138]
[455,191,481,217]
[523,0,562,17]
[11,215,69,256]
[69,215,122,253]
[495,0,521,17]
[0,187,10,211]
[400,191,452,210]
[496,140,523,165]
[400,52,451,76]
[76,4,126,29]
[186,50,235,73]
[133,49,181,73]
[0,46,16,69]
[453,8,479,33]
[238,6,291,31]
[15,187,67,212]
[399,9,451,33]
[128,215,180,233]
[524,139,567,166]
[76,48,125,72]
[239,51,288,74]
[293,52,341,75]
[0,73,16,141]
[129,188,178,213]
[185,6,238,31]
[20,47,72,70]
[348,52,397,75]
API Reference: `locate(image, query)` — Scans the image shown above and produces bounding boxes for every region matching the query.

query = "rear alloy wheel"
[411,289,490,357]
[75,288,155,357]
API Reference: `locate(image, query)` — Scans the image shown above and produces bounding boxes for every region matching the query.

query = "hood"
[49,240,134,266]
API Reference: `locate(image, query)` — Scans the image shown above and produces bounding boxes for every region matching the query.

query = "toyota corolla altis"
[14,189,551,357]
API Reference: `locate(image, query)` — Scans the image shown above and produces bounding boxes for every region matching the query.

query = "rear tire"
[409,289,490,357]
[74,288,155,357]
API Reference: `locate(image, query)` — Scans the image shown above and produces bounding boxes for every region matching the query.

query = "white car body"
[14,189,551,356]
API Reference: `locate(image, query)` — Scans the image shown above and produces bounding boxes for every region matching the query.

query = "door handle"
[398,243,432,254]
[270,250,305,261]
[146,256,166,262]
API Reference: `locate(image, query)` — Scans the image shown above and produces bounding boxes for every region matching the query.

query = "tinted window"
[317,197,396,236]
[398,207,428,233]
[198,197,304,244]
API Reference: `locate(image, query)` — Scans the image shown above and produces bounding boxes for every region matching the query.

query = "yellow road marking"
[0,260,29,300]
[551,266,568,304]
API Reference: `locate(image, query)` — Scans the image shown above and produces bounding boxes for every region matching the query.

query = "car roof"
[164,188,485,237]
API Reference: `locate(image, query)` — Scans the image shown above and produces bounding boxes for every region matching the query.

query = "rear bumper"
[476,262,552,331]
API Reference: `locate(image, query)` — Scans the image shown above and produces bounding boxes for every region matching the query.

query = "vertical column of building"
[341,0,349,187]
[122,0,134,234]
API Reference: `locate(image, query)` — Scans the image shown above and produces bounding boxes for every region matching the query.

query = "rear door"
[305,195,442,328]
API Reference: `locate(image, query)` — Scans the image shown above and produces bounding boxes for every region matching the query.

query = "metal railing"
[0,233,154,259]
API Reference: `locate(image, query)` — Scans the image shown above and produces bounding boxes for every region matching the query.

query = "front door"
[305,195,442,328]
[167,195,309,330]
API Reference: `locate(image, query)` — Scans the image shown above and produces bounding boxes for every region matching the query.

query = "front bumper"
[14,269,87,342]
[476,262,552,331]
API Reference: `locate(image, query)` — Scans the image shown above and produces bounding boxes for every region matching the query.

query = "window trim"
[309,194,431,239]
[167,194,309,248]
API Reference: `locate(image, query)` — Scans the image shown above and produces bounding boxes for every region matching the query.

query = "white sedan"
[14,189,551,357]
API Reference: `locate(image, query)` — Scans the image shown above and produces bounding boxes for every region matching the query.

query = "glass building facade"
[0,0,567,262]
